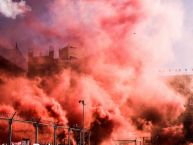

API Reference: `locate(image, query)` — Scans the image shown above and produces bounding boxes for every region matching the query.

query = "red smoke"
[0,0,188,145]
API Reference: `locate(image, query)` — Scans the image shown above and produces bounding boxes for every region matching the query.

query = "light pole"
[8,112,16,145]
[53,124,57,145]
[34,122,39,144]
[79,100,85,145]
[33,118,40,144]
[68,128,71,145]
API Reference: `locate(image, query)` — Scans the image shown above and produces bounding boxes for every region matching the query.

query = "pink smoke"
[0,0,187,144]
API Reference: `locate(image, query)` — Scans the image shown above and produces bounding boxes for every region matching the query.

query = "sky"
[166,0,193,69]
[0,0,193,70]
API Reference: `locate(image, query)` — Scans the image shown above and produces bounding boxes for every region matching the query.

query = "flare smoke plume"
[0,0,189,144]
[0,0,30,19]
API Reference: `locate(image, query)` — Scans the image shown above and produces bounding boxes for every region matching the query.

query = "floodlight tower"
[79,100,86,145]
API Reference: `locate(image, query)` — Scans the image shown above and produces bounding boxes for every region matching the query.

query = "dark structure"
[0,43,27,75]
[182,96,193,142]
[114,137,152,145]
[0,44,78,77]
[27,46,77,77]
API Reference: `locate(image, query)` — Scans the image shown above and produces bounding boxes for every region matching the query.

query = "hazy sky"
[0,0,192,70]
[166,0,193,68]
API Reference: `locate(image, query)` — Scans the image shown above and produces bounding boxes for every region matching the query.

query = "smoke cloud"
[0,0,31,19]
[0,0,189,144]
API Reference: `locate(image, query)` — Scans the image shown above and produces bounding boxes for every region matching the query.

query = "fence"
[114,137,152,145]
[0,112,90,145]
